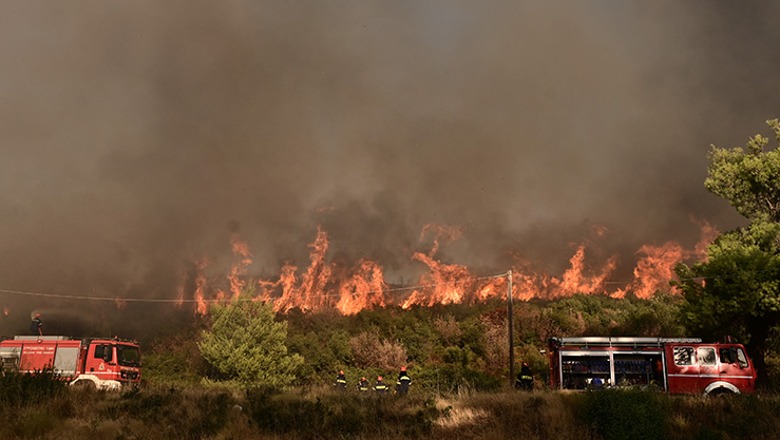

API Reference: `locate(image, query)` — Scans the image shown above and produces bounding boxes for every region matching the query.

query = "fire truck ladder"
[553,336,702,348]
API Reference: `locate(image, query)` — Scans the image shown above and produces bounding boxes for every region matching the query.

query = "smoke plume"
[1,1,779,339]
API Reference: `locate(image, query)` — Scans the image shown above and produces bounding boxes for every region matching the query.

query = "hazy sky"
[2,1,779,335]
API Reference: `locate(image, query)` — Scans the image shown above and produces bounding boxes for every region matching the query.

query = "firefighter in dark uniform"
[357,376,370,392]
[373,376,389,393]
[334,370,347,390]
[30,313,43,336]
[515,362,533,390]
[396,366,412,395]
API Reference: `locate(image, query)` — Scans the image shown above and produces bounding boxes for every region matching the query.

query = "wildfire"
[193,258,209,315]
[178,220,717,315]
[335,259,387,315]
[613,241,685,299]
[227,235,253,301]
[613,219,718,299]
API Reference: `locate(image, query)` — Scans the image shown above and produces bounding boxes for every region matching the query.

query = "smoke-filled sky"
[2,1,779,336]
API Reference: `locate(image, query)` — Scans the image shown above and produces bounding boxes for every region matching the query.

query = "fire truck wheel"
[73,379,97,391]
[707,387,735,397]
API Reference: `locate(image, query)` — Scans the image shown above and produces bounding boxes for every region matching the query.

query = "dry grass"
[3,378,780,440]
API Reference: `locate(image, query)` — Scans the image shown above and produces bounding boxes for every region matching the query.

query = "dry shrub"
[433,391,589,440]
[480,316,508,376]
[350,331,408,370]
[434,315,462,345]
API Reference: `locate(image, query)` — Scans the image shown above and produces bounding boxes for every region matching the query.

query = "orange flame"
[405,252,475,307]
[193,258,209,315]
[261,227,333,313]
[556,245,616,296]
[228,235,253,301]
[614,242,685,298]
[175,220,717,315]
[613,220,718,299]
[335,259,387,314]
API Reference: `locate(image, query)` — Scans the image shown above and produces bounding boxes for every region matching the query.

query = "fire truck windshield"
[116,344,141,367]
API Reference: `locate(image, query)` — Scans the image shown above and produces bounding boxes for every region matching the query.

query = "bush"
[100,385,235,439]
[0,370,67,407]
[244,387,439,438]
[578,389,666,440]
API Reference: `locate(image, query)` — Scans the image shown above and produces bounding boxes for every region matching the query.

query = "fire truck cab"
[548,337,756,395]
[0,335,141,391]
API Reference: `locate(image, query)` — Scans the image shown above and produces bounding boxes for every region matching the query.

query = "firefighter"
[334,370,347,390]
[396,366,412,396]
[357,376,370,392]
[515,362,533,390]
[373,375,389,393]
[30,313,43,336]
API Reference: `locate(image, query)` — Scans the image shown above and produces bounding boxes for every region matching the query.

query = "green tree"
[704,119,780,222]
[675,119,780,386]
[198,298,304,387]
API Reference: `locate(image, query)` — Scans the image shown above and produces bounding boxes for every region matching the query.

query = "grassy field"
[2,373,780,440]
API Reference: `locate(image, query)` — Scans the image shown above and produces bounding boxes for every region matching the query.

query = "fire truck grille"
[121,371,139,380]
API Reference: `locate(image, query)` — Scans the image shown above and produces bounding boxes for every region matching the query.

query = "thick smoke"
[1,1,779,339]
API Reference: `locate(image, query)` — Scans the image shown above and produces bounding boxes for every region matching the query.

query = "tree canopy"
[675,119,780,386]
[704,119,780,222]
[198,297,304,387]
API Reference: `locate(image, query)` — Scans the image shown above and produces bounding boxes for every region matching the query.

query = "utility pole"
[507,269,514,387]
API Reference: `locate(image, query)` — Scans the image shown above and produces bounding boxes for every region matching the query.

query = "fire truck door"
[717,346,753,392]
[667,345,700,393]
[696,346,718,391]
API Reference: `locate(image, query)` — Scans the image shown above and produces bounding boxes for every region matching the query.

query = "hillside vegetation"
[2,375,780,440]
[145,293,692,391]
[5,294,780,439]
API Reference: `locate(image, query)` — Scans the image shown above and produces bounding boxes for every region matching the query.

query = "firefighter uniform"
[515,363,533,390]
[357,377,370,392]
[30,314,43,336]
[373,376,389,393]
[396,367,412,395]
[334,371,347,390]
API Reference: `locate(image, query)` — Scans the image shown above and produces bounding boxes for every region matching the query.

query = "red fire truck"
[548,337,756,395]
[0,335,141,390]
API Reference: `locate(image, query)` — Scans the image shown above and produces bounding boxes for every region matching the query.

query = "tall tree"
[704,119,780,222]
[675,119,780,386]
[198,297,304,387]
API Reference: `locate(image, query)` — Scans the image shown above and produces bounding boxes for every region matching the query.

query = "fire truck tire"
[704,381,739,396]
[71,379,97,391]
